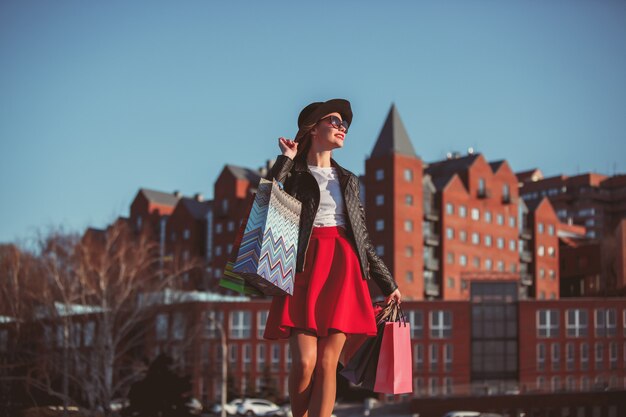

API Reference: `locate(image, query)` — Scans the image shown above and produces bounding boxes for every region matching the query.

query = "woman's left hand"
[385,289,401,305]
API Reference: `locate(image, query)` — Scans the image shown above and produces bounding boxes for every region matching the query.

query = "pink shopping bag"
[373,320,413,394]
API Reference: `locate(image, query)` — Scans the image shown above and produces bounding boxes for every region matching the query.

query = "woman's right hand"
[278,137,298,160]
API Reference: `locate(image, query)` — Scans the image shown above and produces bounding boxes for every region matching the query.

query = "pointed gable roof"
[370,104,417,158]
[140,188,182,206]
[225,165,262,183]
[180,198,212,220]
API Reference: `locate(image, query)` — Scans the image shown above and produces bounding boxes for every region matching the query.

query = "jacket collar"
[293,155,351,179]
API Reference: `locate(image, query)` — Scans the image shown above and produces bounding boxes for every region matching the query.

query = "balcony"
[520,250,532,263]
[424,232,440,246]
[478,188,491,199]
[424,258,440,271]
[424,207,440,221]
[519,227,532,240]
[520,272,533,286]
[424,277,440,297]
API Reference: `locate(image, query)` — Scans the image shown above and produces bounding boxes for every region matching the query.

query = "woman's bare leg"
[308,331,347,417]
[288,329,318,417]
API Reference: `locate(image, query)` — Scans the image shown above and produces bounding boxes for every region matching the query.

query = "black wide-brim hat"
[295,98,353,142]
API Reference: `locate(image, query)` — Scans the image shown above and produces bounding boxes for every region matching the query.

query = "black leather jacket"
[267,155,398,296]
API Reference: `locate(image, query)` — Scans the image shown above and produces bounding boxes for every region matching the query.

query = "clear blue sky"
[1,0,625,245]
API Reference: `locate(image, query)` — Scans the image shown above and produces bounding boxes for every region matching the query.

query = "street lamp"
[207,312,228,417]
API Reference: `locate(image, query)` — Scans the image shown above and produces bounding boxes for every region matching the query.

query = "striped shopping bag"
[230,178,301,296]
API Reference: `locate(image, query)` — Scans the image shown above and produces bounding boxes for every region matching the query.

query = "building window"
[538,245,545,256]
[376,245,384,256]
[548,224,555,235]
[375,169,384,180]
[156,313,169,341]
[429,344,438,372]
[539,268,545,279]
[408,310,424,338]
[472,256,480,268]
[471,208,480,221]
[446,276,455,288]
[548,246,555,257]
[459,254,467,266]
[459,230,467,242]
[216,223,223,234]
[172,312,186,340]
[243,343,252,370]
[509,216,516,227]
[229,310,252,339]
[205,311,224,339]
[405,194,413,205]
[227,221,235,232]
[404,220,414,232]
[84,321,95,347]
[183,229,190,240]
[595,308,617,337]
[551,376,561,392]
[376,194,384,206]
[595,342,603,370]
[404,169,413,181]
[446,252,454,264]
[484,235,492,247]
[257,310,269,338]
[497,237,504,249]
[503,184,510,200]
[566,343,575,371]
[471,232,479,245]
[485,258,492,270]
[430,311,452,339]
[497,260,504,271]
[549,270,556,280]
[446,203,454,215]
[609,342,618,370]
[256,344,266,371]
[446,227,454,240]
[580,342,589,370]
[405,246,414,257]
[414,344,424,371]
[271,343,281,371]
[509,239,516,251]
[537,343,546,371]
[376,219,384,231]
[406,271,414,283]
[478,178,485,193]
[459,205,467,218]
[551,343,560,371]
[538,223,544,234]
[484,211,492,223]
[444,344,453,372]
[567,309,588,338]
[215,246,222,257]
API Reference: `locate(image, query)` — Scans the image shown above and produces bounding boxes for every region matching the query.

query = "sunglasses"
[318,115,349,133]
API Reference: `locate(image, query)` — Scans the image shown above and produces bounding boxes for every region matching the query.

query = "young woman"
[263,99,401,417]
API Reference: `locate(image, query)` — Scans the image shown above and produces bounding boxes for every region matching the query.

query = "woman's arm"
[356,198,401,301]
[265,137,297,183]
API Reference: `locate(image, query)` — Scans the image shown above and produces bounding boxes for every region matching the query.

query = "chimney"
[173,190,182,198]
[194,193,204,202]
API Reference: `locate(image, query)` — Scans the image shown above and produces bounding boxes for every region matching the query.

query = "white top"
[308,165,347,227]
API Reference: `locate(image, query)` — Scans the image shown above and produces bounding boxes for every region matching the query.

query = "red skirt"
[263,226,378,340]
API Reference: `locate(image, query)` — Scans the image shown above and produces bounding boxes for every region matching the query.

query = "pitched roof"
[424,153,480,178]
[181,198,212,220]
[370,104,417,158]
[489,160,505,172]
[226,165,262,183]
[140,188,182,206]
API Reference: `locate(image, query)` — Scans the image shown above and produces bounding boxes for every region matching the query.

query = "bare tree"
[7,220,203,416]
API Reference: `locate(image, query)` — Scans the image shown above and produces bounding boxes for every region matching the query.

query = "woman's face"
[310,112,347,151]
